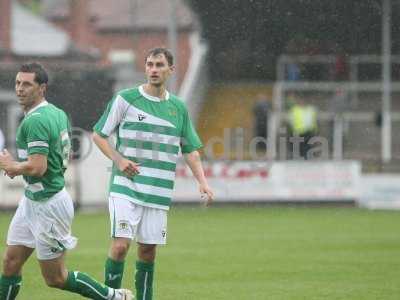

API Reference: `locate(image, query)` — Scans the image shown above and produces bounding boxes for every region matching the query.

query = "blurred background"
[1,0,400,210]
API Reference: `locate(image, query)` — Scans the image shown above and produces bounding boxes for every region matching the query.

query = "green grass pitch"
[1,206,400,299]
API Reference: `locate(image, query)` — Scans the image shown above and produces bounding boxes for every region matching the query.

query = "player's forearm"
[7,160,46,177]
[92,132,123,163]
[184,151,208,186]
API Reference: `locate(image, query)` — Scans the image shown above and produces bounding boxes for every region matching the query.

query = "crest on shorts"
[118,220,129,231]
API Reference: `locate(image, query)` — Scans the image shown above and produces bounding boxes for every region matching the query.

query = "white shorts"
[109,196,168,245]
[7,188,78,260]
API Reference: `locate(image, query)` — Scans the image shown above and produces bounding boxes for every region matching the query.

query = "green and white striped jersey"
[94,85,202,210]
[16,101,71,201]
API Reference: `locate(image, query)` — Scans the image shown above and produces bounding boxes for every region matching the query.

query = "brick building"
[0,0,202,151]
[1,0,199,85]
[41,0,199,85]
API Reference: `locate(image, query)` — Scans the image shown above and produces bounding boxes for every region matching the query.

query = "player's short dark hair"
[145,47,174,66]
[19,62,49,85]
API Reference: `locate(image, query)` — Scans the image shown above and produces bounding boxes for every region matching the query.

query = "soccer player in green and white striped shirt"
[93,47,214,300]
[0,63,132,300]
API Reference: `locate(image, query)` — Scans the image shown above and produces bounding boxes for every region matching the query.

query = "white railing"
[349,55,400,82]
[271,81,400,161]
[278,54,400,83]
[277,55,337,82]
[275,55,400,162]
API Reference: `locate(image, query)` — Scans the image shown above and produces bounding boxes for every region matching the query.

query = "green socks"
[135,261,154,300]
[105,258,125,288]
[0,275,21,300]
[1,271,118,300]
[63,271,113,300]
[105,258,155,299]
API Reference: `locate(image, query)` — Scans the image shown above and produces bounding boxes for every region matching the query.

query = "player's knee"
[44,275,66,289]
[111,241,130,260]
[2,253,21,275]
[138,244,156,262]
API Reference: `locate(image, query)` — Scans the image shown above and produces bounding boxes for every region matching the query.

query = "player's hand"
[199,184,214,207]
[116,157,140,178]
[0,149,15,172]
[1,150,18,178]
[4,170,17,179]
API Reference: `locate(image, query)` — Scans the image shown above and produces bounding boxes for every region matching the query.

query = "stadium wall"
[1,132,400,209]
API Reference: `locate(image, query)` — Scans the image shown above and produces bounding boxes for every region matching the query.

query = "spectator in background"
[333,53,348,81]
[253,94,271,151]
[284,38,302,81]
[286,61,301,81]
[288,95,318,159]
[329,45,348,81]
[0,128,4,151]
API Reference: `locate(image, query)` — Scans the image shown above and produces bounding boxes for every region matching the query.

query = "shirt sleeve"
[24,116,50,156]
[180,106,203,154]
[93,94,128,137]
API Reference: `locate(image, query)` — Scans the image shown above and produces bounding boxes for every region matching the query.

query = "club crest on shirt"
[138,114,147,121]
[168,109,177,117]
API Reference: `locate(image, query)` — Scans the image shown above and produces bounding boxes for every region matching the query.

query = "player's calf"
[43,273,68,289]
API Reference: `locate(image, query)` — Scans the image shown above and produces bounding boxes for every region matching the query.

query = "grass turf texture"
[0,206,399,299]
